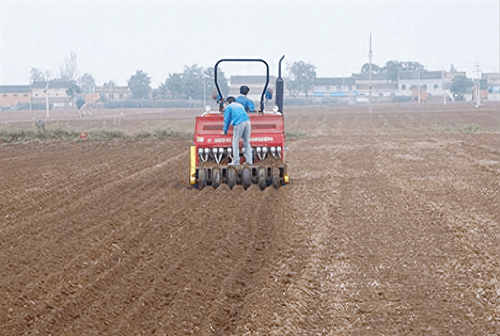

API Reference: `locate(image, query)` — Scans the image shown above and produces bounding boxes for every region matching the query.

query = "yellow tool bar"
[189,146,197,185]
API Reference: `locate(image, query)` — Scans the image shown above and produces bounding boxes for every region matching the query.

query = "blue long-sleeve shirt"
[235,95,256,113]
[223,102,250,134]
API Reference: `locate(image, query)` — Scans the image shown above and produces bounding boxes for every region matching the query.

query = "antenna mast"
[369,33,373,113]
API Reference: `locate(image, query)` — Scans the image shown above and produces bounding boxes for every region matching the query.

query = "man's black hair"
[240,86,250,95]
[226,96,236,103]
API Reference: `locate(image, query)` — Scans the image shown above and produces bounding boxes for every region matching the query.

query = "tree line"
[29,53,232,102]
[30,52,474,102]
[29,52,322,101]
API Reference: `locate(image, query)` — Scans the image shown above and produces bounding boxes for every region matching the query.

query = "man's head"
[240,86,250,95]
[226,96,236,104]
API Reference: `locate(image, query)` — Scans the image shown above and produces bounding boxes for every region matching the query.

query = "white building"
[484,73,500,101]
[351,73,398,99]
[312,77,356,97]
[397,71,445,98]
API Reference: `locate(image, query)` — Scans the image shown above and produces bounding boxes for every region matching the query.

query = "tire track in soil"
[1,140,182,226]
[1,139,189,336]
[329,133,499,335]
[207,190,276,335]
[28,179,183,336]
[264,137,361,335]
[0,142,183,294]
[31,157,195,333]
[1,140,182,238]
[145,185,276,336]
[3,143,283,336]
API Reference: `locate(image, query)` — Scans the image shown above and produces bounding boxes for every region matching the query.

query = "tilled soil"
[0,105,499,335]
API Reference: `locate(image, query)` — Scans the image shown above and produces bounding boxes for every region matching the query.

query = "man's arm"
[248,99,256,112]
[223,106,232,134]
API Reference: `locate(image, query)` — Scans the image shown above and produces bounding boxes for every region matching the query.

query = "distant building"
[351,73,398,99]
[31,80,74,108]
[85,93,101,105]
[482,72,500,86]
[230,75,277,102]
[95,81,130,100]
[441,70,467,92]
[0,85,31,108]
[483,73,500,101]
[398,71,444,99]
[312,77,356,97]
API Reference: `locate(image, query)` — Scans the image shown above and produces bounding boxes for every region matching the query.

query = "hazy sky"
[1,0,498,87]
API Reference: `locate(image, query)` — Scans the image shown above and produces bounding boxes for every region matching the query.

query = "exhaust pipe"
[276,55,285,114]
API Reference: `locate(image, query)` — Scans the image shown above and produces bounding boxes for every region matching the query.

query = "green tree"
[78,73,95,94]
[128,70,151,99]
[30,68,46,82]
[287,61,316,96]
[403,61,425,73]
[76,98,85,109]
[164,65,204,100]
[450,76,473,100]
[156,80,170,100]
[362,60,426,81]
[204,67,229,100]
[151,88,162,100]
[59,52,78,81]
[361,63,381,75]
[183,64,205,100]
[165,73,185,99]
[164,64,229,100]
[381,60,404,81]
[65,81,81,99]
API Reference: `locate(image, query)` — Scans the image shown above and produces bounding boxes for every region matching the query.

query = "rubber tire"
[242,168,251,190]
[258,167,267,190]
[212,169,221,189]
[227,168,236,189]
[197,169,207,190]
[272,175,280,190]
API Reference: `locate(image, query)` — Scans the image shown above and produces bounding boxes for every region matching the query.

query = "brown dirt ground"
[1,102,499,335]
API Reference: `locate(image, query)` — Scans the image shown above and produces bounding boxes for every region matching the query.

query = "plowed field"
[1,103,499,335]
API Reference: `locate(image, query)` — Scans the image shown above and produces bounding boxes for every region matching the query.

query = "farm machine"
[189,57,289,190]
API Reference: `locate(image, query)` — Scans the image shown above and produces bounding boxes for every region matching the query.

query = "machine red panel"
[194,113,285,149]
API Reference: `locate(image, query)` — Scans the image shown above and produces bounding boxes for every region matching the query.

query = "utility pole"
[474,62,481,107]
[29,77,32,111]
[369,33,373,114]
[45,79,49,119]
[442,69,447,105]
[417,68,421,104]
[203,78,206,108]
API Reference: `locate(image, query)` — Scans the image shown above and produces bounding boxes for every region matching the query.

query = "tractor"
[189,56,289,190]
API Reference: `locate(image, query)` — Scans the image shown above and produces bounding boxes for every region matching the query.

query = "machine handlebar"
[214,59,269,113]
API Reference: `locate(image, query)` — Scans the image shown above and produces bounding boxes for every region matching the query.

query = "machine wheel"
[258,167,267,190]
[212,169,221,189]
[227,168,237,189]
[242,168,251,190]
[197,169,207,190]
[272,175,280,190]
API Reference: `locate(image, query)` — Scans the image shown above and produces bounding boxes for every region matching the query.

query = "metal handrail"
[214,59,269,112]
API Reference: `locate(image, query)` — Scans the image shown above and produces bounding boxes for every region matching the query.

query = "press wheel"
[212,169,221,189]
[197,169,207,190]
[242,168,251,190]
[258,167,267,190]
[227,168,237,189]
